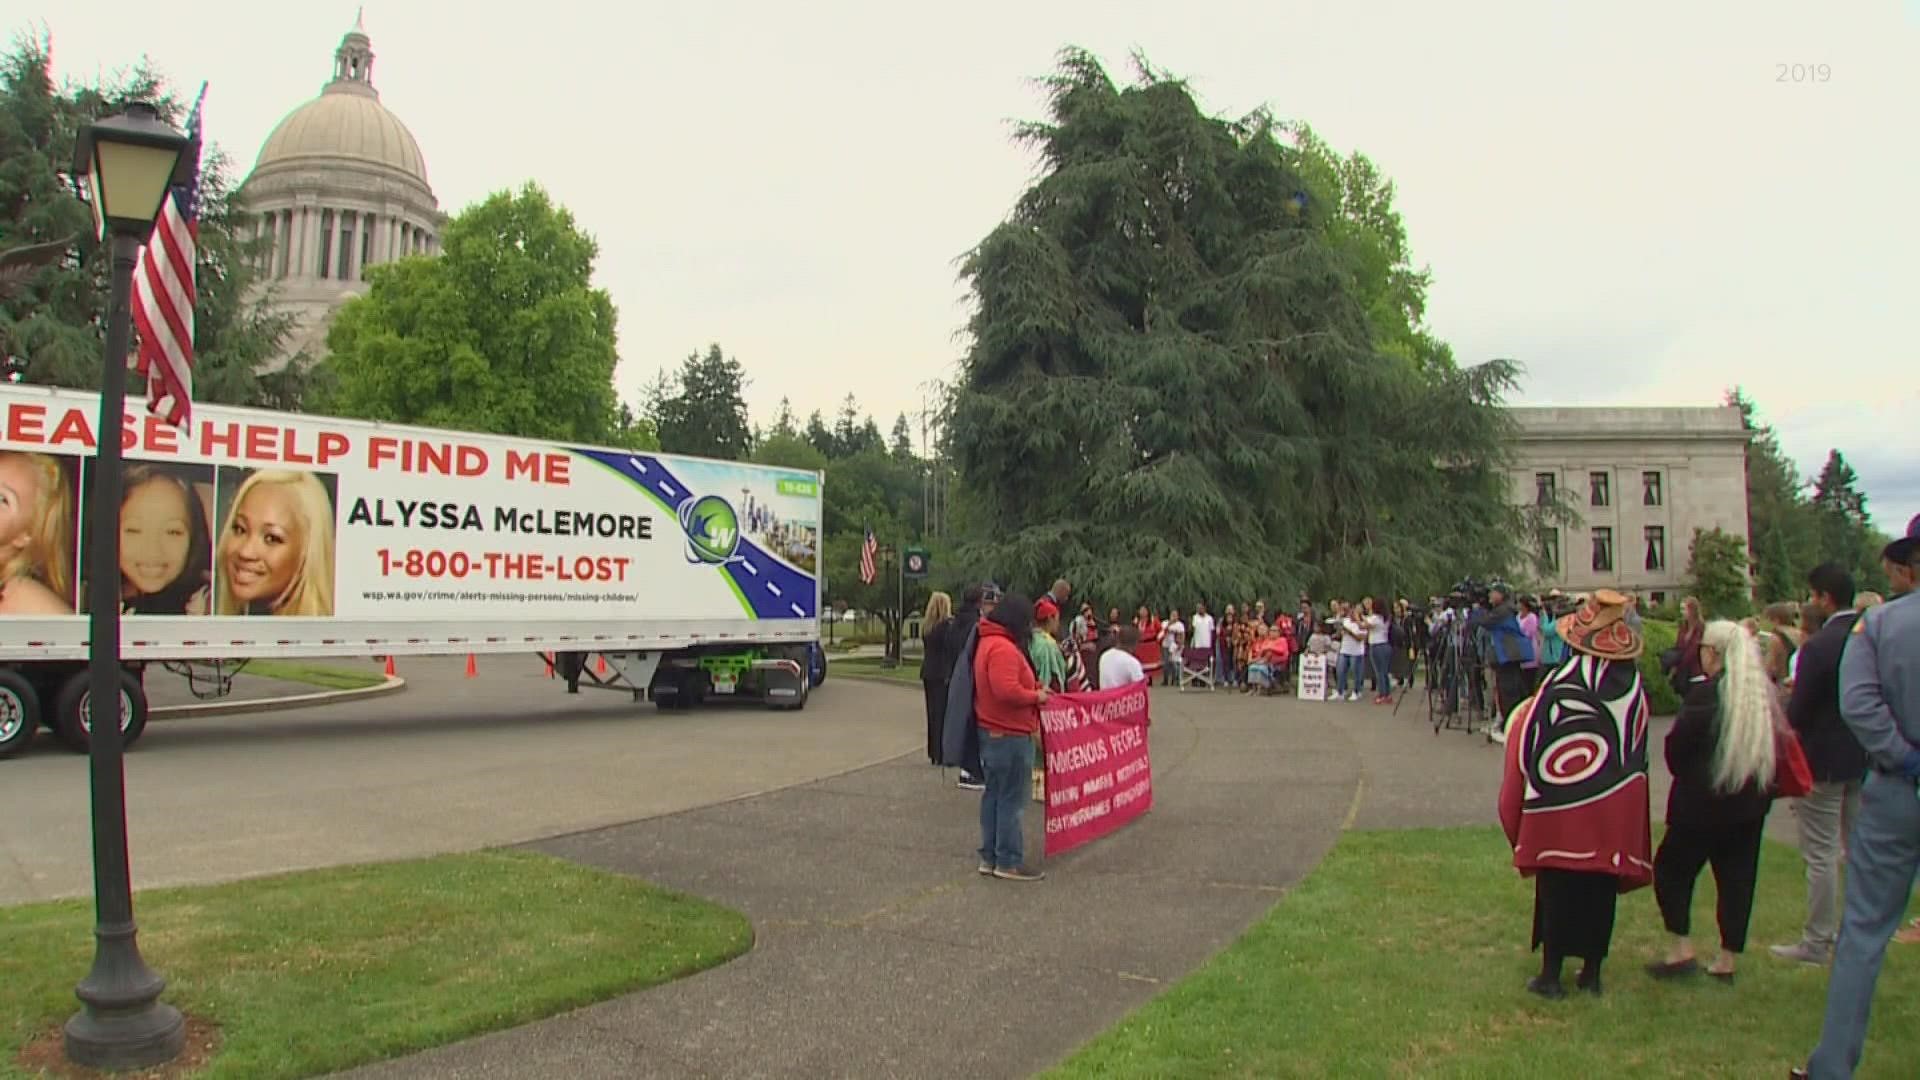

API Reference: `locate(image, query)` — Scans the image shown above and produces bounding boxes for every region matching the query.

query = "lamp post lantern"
[64,101,189,1071]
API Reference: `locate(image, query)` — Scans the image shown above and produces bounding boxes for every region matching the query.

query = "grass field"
[832,656,922,685]
[1,852,750,1079]
[1051,827,1917,1079]
[239,659,388,692]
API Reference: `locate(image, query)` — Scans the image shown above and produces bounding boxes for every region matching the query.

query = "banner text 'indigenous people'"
[1041,681,1153,857]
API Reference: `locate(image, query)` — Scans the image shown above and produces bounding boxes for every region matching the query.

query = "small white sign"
[1297,654,1329,701]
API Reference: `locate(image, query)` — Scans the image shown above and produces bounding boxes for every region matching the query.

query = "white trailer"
[0,385,826,757]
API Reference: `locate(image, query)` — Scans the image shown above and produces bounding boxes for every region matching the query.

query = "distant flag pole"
[858,526,878,586]
[130,81,206,428]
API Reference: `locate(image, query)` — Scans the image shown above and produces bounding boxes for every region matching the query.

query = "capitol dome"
[241,17,445,365]
[254,75,430,186]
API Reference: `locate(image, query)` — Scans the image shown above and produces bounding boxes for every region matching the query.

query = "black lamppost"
[65,101,189,1072]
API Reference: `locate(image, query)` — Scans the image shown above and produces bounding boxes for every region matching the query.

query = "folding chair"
[1179,646,1215,691]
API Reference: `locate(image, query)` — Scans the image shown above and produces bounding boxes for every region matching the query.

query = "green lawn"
[1051,827,1917,1079]
[832,656,922,685]
[240,659,388,692]
[1,851,751,1079]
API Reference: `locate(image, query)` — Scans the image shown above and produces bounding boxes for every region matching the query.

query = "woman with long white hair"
[1647,619,1782,982]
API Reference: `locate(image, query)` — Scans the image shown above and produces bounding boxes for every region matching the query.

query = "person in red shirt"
[974,594,1050,881]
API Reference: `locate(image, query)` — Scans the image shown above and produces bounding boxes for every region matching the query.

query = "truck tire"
[53,669,149,754]
[0,669,40,759]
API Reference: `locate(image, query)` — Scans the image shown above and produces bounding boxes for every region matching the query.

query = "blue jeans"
[1368,643,1392,695]
[1807,772,1920,1078]
[1336,653,1362,696]
[978,732,1035,870]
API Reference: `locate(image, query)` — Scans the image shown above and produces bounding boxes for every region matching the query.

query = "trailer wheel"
[0,670,40,759]
[53,669,149,754]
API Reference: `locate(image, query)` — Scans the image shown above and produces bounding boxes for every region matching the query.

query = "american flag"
[858,527,877,585]
[130,84,206,428]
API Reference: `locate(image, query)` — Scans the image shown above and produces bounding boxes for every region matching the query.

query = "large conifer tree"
[946,50,1522,603]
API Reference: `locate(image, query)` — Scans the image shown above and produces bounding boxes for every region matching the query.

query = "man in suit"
[1771,562,1865,966]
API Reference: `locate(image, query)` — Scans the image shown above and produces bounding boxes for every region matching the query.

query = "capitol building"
[241,18,444,361]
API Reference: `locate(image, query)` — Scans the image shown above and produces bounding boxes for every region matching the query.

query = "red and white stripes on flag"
[859,527,878,585]
[130,86,204,428]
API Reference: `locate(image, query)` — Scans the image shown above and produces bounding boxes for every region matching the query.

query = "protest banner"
[1040,680,1153,857]
[1298,654,1329,700]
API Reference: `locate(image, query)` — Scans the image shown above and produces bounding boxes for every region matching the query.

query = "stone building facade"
[240,19,444,364]
[1506,406,1750,603]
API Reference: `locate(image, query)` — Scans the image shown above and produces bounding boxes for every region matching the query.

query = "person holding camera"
[1474,582,1536,732]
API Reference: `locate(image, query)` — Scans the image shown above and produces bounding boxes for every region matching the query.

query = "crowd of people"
[903,514,1920,1077]
[1495,516,1919,1080]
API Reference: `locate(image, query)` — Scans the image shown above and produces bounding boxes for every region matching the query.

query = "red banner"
[1041,680,1154,856]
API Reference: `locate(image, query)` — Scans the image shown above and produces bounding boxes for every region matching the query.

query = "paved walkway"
[342,685,1527,1080]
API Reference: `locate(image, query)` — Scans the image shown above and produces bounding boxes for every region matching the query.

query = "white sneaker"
[1347,692,1360,702]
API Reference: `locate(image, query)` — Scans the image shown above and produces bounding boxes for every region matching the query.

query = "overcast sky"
[30,0,1918,530]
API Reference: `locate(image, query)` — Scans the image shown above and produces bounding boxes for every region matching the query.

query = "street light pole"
[65,102,188,1072]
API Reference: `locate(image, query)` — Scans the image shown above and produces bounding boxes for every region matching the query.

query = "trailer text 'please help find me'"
[0,385,827,758]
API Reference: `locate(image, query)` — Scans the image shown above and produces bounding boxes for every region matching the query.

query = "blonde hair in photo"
[216,469,336,617]
[0,450,73,600]
[1702,619,1778,794]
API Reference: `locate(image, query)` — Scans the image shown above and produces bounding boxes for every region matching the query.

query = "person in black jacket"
[1648,620,1782,982]
[919,591,956,766]
[1771,563,1866,965]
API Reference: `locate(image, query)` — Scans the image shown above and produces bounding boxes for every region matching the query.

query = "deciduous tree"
[323,183,625,444]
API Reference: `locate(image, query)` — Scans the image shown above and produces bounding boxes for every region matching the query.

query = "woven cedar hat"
[1556,587,1643,661]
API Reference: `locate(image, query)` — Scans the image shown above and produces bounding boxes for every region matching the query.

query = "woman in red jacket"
[974,594,1050,882]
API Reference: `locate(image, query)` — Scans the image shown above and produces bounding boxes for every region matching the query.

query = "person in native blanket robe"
[1498,588,1652,999]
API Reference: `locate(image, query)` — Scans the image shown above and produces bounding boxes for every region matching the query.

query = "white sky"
[27,0,1919,531]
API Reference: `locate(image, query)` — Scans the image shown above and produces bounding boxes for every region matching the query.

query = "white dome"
[252,21,429,188]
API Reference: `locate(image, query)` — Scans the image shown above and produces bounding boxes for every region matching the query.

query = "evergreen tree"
[804,409,834,457]
[0,36,307,407]
[1810,448,1873,579]
[648,343,752,460]
[770,396,799,438]
[890,413,915,459]
[945,49,1521,603]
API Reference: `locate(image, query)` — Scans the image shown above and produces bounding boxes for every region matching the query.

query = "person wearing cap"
[1031,598,1084,802]
[1796,514,1920,1079]
[1498,588,1653,999]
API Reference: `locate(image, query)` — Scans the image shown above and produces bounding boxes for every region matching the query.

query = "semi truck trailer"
[0,385,826,758]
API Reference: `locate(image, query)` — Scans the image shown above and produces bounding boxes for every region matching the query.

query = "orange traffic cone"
[383,655,396,678]
[596,654,609,676]
[465,653,478,678]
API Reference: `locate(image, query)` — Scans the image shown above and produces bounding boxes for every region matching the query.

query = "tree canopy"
[649,343,752,460]
[0,35,309,406]
[322,182,638,446]
[943,49,1522,605]
[1727,389,1890,600]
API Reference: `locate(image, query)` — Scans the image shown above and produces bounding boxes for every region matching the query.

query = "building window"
[317,209,333,279]
[1592,527,1614,572]
[336,212,354,281]
[1651,591,1668,606]
[1534,472,1556,505]
[1590,471,1610,507]
[1540,528,1559,572]
[1643,470,1663,507]
[1644,526,1666,572]
[360,224,373,279]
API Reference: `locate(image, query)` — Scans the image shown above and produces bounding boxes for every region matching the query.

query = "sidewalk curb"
[150,675,406,720]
